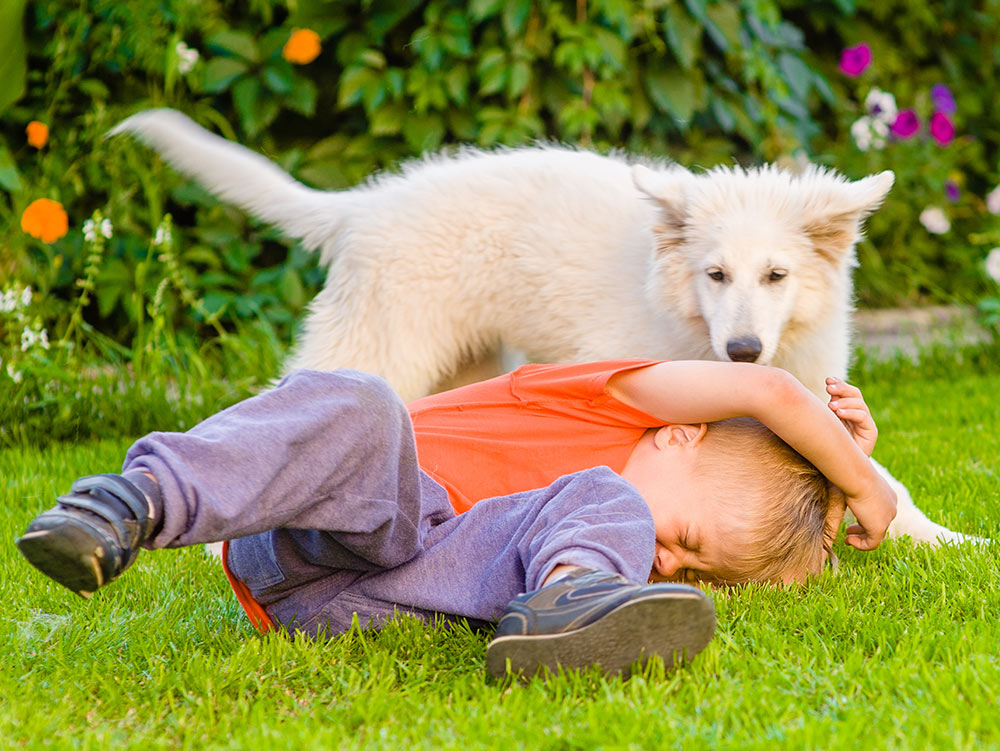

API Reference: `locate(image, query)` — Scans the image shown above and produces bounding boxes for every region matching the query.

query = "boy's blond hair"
[695,417,841,584]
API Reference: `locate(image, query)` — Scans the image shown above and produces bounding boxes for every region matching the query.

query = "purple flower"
[930,112,955,145]
[839,43,872,77]
[930,83,957,114]
[891,109,920,139]
[945,179,960,203]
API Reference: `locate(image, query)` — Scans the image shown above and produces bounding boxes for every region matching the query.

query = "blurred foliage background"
[1,0,999,443]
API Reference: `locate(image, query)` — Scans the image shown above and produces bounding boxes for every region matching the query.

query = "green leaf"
[685,0,730,52]
[508,60,532,98]
[338,66,377,108]
[385,68,406,98]
[360,49,387,69]
[201,57,249,93]
[477,51,508,96]
[704,3,742,51]
[232,77,261,133]
[813,72,838,107]
[682,0,709,23]
[711,98,736,132]
[207,30,260,63]
[0,0,27,114]
[403,113,445,152]
[446,109,478,140]
[470,0,503,21]
[370,103,406,135]
[78,78,110,100]
[361,75,389,113]
[95,259,131,318]
[594,27,628,72]
[663,4,701,71]
[645,67,697,124]
[288,0,353,36]
[286,78,318,117]
[0,146,23,193]
[263,64,294,95]
[777,52,812,100]
[502,0,531,37]
[445,64,470,105]
[280,268,305,308]
[365,0,425,45]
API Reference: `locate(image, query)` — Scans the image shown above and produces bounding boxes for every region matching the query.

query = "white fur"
[112,109,981,547]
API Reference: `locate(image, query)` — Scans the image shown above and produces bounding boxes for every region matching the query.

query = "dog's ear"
[632,165,690,252]
[805,170,894,263]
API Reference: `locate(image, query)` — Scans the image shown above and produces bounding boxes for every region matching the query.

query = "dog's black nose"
[726,336,762,363]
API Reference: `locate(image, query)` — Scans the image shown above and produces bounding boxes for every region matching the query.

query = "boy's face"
[646,489,755,585]
[622,424,820,585]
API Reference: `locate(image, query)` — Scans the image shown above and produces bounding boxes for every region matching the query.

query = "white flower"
[850,116,886,152]
[0,290,15,314]
[851,117,873,151]
[84,217,112,242]
[919,206,951,234]
[986,247,1000,284]
[986,185,1000,215]
[20,327,36,352]
[20,286,32,307]
[176,41,200,75]
[154,224,172,247]
[7,363,22,383]
[19,324,49,352]
[870,118,888,149]
[864,88,898,125]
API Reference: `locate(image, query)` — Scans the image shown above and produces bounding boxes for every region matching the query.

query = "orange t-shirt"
[225,359,665,631]
[409,359,666,512]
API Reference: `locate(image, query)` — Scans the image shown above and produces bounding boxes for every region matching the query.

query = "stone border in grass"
[853,305,990,359]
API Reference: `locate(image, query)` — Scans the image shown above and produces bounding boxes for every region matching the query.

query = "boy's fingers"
[830,397,868,414]
[826,380,863,399]
[833,408,870,424]
[844,524,881,550]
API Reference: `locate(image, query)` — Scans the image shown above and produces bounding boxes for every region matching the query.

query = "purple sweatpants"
[122,370,657,637]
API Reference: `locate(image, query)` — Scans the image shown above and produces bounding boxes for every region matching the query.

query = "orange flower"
[26,121,49,149]
[282,28,321,65]
[21,198,69,243]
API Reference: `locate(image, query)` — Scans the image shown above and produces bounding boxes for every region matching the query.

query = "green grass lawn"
[2,342,999,750]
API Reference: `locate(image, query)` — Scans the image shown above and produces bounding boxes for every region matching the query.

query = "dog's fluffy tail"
[109,108,342,251]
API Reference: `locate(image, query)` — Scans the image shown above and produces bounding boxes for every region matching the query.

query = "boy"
[16,360,893,678]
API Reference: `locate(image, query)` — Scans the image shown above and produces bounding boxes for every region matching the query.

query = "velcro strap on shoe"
[72,474,150,527]
[54,491,135,550]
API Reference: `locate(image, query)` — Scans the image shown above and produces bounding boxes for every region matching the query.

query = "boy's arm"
[606,360,897,550]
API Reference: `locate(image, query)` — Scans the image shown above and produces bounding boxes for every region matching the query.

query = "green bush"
[1,0,998,401]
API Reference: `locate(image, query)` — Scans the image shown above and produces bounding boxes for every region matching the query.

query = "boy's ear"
[653,423,708,449]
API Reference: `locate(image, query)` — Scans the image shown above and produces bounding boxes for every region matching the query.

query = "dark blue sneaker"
[16,474,156,598]
[486,569,715,679]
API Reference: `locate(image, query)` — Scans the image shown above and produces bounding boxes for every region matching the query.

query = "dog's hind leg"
[875,460,989,546]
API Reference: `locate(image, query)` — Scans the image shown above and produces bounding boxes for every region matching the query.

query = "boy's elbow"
[758,365,811,410]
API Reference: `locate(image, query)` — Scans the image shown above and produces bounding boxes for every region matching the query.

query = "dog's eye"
[707,269,725,282]
[768,269,788,282]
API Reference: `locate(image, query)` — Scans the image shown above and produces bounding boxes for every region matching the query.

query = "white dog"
[111,108,977,546]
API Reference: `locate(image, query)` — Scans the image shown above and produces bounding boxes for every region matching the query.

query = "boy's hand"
[842,473,897,550]
[826,377,878,457]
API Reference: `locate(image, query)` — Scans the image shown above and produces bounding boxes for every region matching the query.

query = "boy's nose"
[651,544,682,580]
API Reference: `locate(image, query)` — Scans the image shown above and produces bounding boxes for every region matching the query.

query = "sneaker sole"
[16,516,115,598]
[485,589,715,679]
